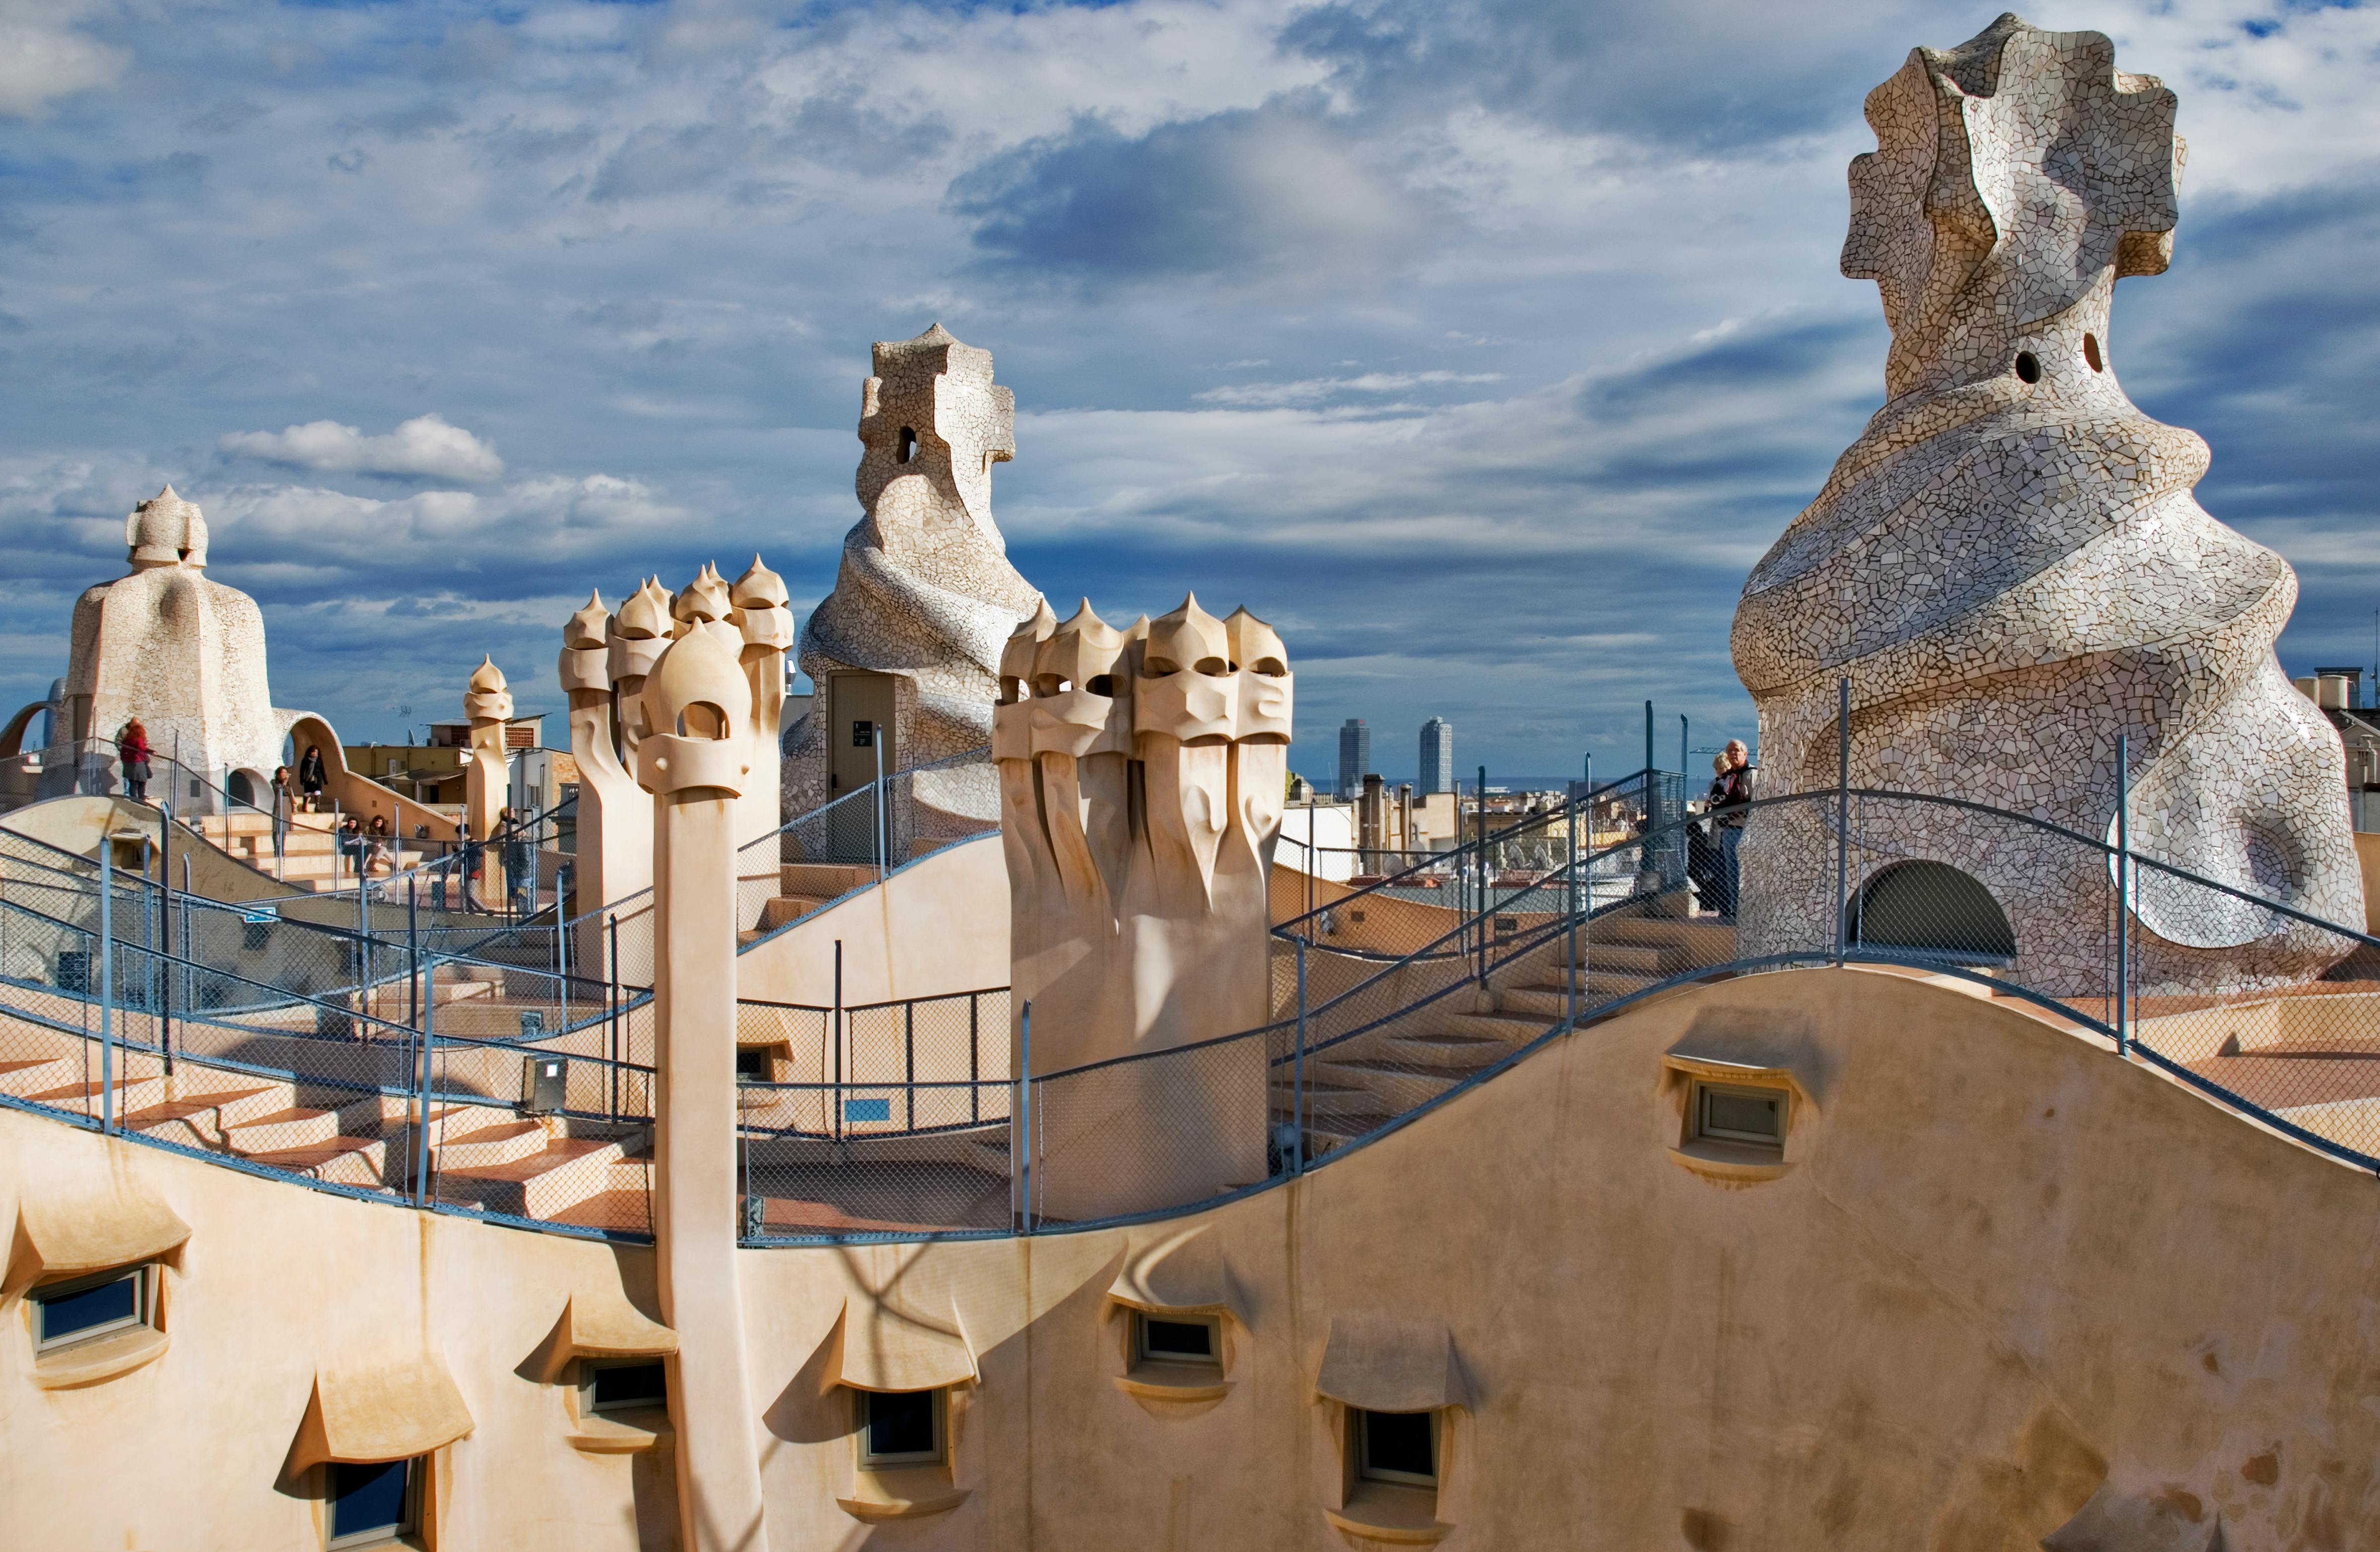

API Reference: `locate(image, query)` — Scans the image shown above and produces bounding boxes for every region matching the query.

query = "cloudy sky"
[2,0,2374,785]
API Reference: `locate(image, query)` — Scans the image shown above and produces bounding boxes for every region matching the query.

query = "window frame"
[1692,1081,1788,1150]
[582,1357,670,1416]
[1134,1311,1222,1367]
[855,1386,946,1469]
[30,1262,153,1353]
[1355,1407,1439,1488]
[323,1455,423,1550]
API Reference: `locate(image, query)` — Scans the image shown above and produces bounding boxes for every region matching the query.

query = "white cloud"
[1194,372,1506,408]
[220,414,506,483]
[0,2,125,120]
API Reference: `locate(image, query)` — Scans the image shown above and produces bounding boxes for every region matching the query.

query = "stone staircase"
[1280,912,1738,1149]
[0,1013,650,1230]
[741,862,881,943]
[192,811,427,893]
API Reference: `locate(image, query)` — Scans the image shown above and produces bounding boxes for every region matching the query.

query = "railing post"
[2115,733,2131,1058]
[1835,675,1851,968]
[1018,999,1034,1234]
[415,954,437,1206]
[98,837,114,1133]
[872,730,887,885]
[832,938,844,1142]
[1566,779,1579,1029]
[607,913,622,1120]
[1476,764,1489,986]
[1293,938,1307,1175]
[969,992,981,1124]
[158,805,174,1078]
[407,875,420,1031]
[904,999,915,1133]
[179,855,191,1060]
[1305,793,1316,921]
[1581,754,1593,1010]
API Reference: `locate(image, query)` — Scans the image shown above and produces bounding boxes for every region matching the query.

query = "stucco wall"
[734,832,1008,1007]
[8,966,2379,1548]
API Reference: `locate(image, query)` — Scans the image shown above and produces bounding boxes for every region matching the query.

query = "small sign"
[845,1097,891,1123]
[1495,915,1519,936]
[241,903,278,925]
[850,720,875,749]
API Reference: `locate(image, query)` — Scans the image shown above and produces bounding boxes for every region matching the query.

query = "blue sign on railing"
[844,1097,891,1123]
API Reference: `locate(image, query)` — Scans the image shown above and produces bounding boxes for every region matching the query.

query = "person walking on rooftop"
[269,765,293,867]
[1710,738,1756,922]
[115,718,153,804]
[498,806,533,919]
[297,744,328,814]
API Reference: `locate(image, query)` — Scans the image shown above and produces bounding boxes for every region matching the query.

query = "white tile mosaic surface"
[784,324,1044,815]
[1730,15,2363,995]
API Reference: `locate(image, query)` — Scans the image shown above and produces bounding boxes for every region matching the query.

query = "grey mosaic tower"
[1337,718,1370,800]
[1419,717,1453,796]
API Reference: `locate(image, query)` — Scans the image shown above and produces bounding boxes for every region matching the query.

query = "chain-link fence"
[15,743,2380,1249]
[0,877,654,1240]
[420,746,1000,1000]
[736,989,1013,1240]
[737,776,2380,1245]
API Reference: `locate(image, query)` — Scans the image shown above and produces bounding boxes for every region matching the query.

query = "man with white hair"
[1709,739,1755,920]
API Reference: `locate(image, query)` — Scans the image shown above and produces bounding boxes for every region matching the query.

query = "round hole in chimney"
[2014,352,2041,384]
[2082,333,2103,372]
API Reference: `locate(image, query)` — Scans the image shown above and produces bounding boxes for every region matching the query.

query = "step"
[224,1105,341,1153]
[0,1055,73,1097]
[242,1134,388,1187]
[1593,915,1739,955]
[1519,967,1664,1000]
[782,862,877,897]
[1310,1059,1466,1103]
[436,1135,636,1220]
[1290,1108,1401,1150]
[1439,1011,1550,1043]
[432,1120,552,1168]
[1368,1031,1510,1070]
[1267,1078,1374,1117]
[757,896,831,932]
[1549,942,1665,976]
[26,1073,166,1117]
[119,1085,279,1142]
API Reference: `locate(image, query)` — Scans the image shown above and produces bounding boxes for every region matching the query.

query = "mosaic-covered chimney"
[1730,14,2361,994]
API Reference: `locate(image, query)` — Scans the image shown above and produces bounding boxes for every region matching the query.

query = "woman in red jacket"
[115,718,153,804]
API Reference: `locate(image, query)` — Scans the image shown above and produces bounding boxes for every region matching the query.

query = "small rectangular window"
[1136,1313,1220,1365]
[1696,1082,1786,1147]
[588,1359,668,1414]
[326,1457,418,1548]
[734,1047,771,1083]
[1357,1408,1437,1487]
[859,1388,943,1467]
[32,1265,149,1352]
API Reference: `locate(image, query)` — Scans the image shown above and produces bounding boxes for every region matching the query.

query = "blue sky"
[0,0,2374,786]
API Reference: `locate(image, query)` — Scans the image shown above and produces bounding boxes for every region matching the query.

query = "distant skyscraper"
[1337,718,1370,798]
[1419,717,1454,795]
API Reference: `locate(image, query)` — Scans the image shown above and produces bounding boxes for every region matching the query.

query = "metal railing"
[447,746,999,995]
[13,713,2380,1251]
[735,757,2380,1246]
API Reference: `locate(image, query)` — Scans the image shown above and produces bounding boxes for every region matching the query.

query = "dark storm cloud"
[950,102,1441,284]
[1277,0,1943,151]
